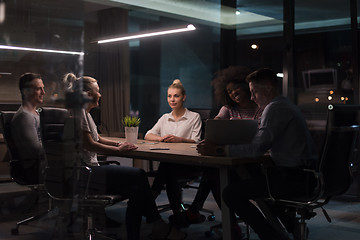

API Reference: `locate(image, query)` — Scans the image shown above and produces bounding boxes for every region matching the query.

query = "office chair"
[152,108,215,221]
[0,110,53,235]
[188,108,214,140]
[156,176,215,219]
[44,165,127,240]
[261,104,360,240]
[40,107,127,240]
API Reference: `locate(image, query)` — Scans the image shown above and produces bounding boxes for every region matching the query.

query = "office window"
[0,0,84,105]
[294,1,352,121]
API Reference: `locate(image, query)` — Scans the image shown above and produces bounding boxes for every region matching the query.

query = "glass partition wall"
[1,0,358,132]
[0,0,84,106]
[0,0,360,237]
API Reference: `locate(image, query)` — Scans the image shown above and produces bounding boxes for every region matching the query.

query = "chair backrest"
[188,108,212,140]
[39,107,70,167]
[39,107,69,142]
[319,104,360,198]
[39,107,97,200]
[0,111,18,160]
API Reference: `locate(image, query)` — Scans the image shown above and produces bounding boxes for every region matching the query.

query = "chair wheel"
[205,230,214,237]
[11,228,19,235]
[207,215,216,221]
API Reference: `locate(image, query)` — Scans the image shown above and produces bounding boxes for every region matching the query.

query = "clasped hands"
[158,134,183,143]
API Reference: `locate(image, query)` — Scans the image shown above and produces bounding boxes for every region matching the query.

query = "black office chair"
[44,165,127,240]
[188,108,213,140]
[182,108,215,217]
[152,108,216,221]
[0,110,53,235]
[40,107,127,240]
[261,104,360,240]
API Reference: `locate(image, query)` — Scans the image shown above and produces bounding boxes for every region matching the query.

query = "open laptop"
[204,119,258,145]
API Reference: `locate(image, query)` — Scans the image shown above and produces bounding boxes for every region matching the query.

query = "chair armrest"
[263,165,322,203]
[97,154,120,165]
[98,160,120,165]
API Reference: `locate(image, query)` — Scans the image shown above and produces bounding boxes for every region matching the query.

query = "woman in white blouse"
[145,79,202,224]
[145,79,201,143]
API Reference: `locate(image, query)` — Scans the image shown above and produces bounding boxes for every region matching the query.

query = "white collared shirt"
[145,108,202,143]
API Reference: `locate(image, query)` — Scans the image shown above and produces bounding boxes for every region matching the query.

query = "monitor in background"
[302,68,337,92]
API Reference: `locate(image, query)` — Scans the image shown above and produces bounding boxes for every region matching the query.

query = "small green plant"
[122,116,141,127]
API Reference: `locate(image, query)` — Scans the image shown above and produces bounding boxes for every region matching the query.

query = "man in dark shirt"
[197,68,318,240]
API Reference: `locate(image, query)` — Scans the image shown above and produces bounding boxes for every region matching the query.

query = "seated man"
[197,68,318,240]
[11,73,47,184]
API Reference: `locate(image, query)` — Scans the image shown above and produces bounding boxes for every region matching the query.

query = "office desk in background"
[109,138,267,240]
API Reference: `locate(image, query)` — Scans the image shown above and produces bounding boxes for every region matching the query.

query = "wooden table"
[110,138,266,239]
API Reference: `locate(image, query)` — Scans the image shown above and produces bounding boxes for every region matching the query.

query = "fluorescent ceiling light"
[85,0,279,27]
[0,45,84,55]
[97,24,196,44]
[0,1,5,24]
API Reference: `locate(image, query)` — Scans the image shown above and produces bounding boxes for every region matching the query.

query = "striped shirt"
[216,105,262,120]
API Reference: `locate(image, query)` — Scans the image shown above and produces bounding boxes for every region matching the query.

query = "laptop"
[204,119,258,145]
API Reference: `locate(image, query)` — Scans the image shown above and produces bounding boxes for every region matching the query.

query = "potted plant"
[122,115,140,144]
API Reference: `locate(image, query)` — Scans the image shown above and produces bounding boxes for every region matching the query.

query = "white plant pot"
[125,126,139,144]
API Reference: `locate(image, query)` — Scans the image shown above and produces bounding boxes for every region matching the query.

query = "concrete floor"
[1,181,360,240]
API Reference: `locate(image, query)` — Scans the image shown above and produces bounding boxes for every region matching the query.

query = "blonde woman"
[63,73,186,240]
[145,79,202,226]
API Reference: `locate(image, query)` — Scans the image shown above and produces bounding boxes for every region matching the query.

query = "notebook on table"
[204,119,258,145]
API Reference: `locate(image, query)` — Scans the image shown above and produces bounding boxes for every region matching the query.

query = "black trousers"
[190,167,221,212]
[151,162,202,212]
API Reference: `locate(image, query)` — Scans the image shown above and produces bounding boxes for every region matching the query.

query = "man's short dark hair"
[19,73,42,99]
[19,72,41,91]
[246,68,278,88]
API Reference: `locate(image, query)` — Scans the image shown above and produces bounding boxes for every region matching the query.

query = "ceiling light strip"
[98,24,196,44]
[0,45,84,55]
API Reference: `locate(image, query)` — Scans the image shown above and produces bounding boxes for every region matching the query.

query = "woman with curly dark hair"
[212,65,261,120]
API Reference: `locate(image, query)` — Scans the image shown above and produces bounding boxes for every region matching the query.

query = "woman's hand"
[160,134,182,143]
[118,142,138,152]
